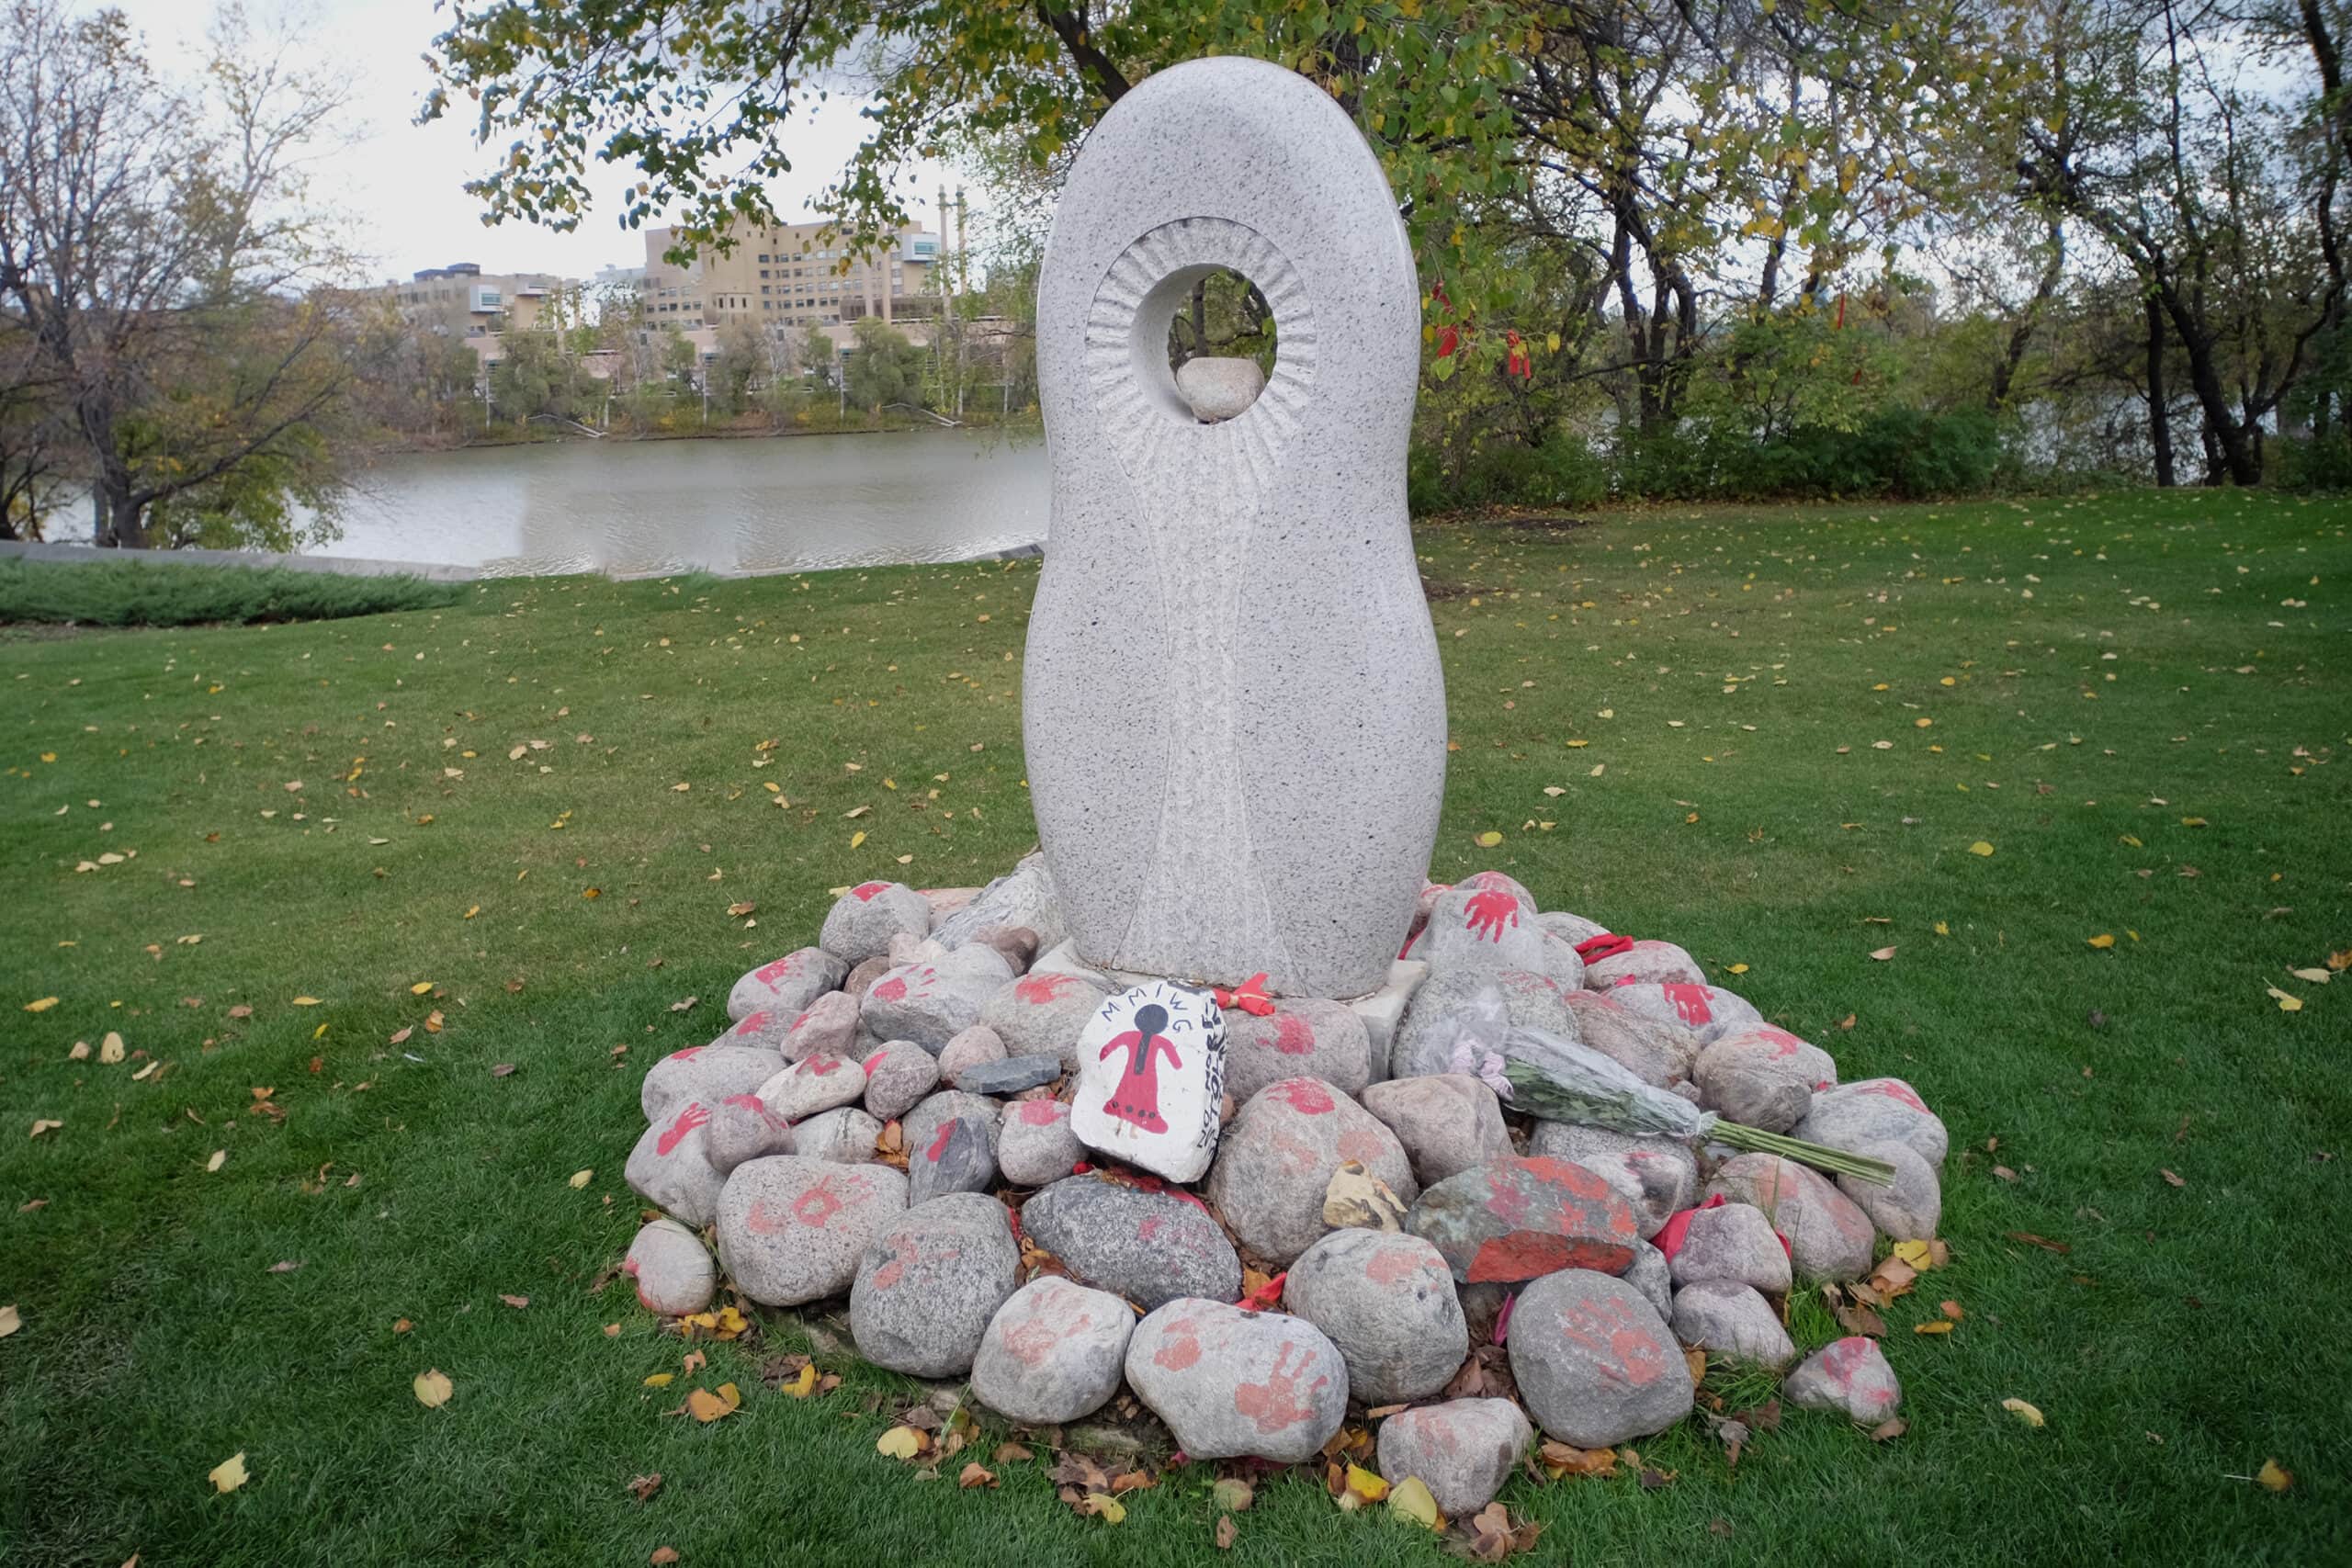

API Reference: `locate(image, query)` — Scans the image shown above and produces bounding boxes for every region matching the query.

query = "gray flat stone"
[955,1053,1064,1096]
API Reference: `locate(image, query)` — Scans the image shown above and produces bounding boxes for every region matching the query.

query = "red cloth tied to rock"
[1575,932,1635,964]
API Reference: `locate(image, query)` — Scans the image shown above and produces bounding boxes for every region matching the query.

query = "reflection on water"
[328,429,1049,577]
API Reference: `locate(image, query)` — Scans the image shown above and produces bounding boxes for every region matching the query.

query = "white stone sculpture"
[1069,981,1227,1183]
[1024,56,1445,1001]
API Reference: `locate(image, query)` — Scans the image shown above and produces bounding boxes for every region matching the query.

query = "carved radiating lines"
[1078,219,1318,981]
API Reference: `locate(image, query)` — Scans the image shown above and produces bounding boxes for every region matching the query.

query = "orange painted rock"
[1405,1156,1639,1283]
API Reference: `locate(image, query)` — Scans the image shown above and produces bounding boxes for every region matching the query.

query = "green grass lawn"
[3,491,2345,1566]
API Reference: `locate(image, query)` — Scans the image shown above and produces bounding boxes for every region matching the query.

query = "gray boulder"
[849,1192,1021,1377]
[704,1093,794,1176]
[1528,1122,1700,1223]
[859,1042,940,1122]
[1020,1175,1242,1310]
[791,1106,883,1164]
[861,946,1014,1053]
[1838,1138,1942,1241]
[903,1091,1001,1165]
[819,882,934,967]
[997,1097,1085,1186]
[1793,1078,1949,1168]
[1605,981,1762,1046]
[1206,1078,1419,1268]
[1509,1269,1693,1447]
[980,970,1113,1070]
[1375,1399,1532,1518]
[1125,1300,1349,1462]
[1283,1230,1467,1404]
[929,852,1067,954]
[726,946,850,1023]
[716,1156,907,1306]
[970,1276,1136,1425]
[626,1101,729,1227]
[1582,940,1706,989]
[778,990,861,1063]
[1623,1238,1674,1320]
[907,1110,999,1206]
[1391,966,1581,1079]
[753,1053,867,1122]
[1668,1201,1791,1294]
[937,1024,1009,1087]
[1783,1336,1903,1424]
[1362,1074,1513,1187]
[624,1217,716,1316]
[1220,999,1372,1106]
[1556,988,1700,1086]
[640,1043,780,1123]
[1703,1154,1876,1283]
[1670,1280,1795,1368]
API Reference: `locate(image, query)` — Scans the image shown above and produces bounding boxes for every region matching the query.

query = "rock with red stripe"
[1507,1269,1692,1448]
[818,881,934,967]
[1206,1078,1419,1267]
[1020,1174,1242,1310]
[860,945,1014,1054]
[1605,981,1762,1046]
[980,969,1113,1070]
[753,1052,867,1122]
[1582,939,1707,989]
[717,1156,908,1306]
[640,1043,781,1123]
[627,1100,730,1227]
[705,1093,794,1176]
[1792,1077,1948,1168]
[1530,1122,1699,1232]
[970,1276,1136,1424]
[1405,1155,1639,1283]
[1283,1229,1467,1403]
[623,1218,717,1316]
[726,946,848,1023]
[1702,1153,1875,1282]
[1220,998,1373,1106]
[907,1105,1000,1205]
[1125,1300,1350,1463]
[849,1191,1021,1378]
[1783,1336,1903,1424]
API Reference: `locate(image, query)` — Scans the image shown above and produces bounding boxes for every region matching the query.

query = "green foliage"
[0,558,460,626]
[489,333,586,423]
[2275,433,2352,491]
[843,319,926,412]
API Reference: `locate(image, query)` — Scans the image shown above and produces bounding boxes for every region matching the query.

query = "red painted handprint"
[1232,1342,1330,1434]
[1463,888,1521,943]
[655,1101,709,1156]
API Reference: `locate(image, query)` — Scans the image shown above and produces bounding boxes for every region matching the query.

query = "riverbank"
[386,408,1045,454]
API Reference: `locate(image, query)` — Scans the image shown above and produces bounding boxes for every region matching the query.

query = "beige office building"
[637,220,943,332]
[385,263,577,339]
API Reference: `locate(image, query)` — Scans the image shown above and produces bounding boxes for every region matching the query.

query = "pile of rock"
[620,858,1941,1519]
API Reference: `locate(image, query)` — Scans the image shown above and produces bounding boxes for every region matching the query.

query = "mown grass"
[1,490,2346,1566]
[0,557,462,627]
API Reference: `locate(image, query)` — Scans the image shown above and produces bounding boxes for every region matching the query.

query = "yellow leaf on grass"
[206,1149,226,1172]
[2002,1397,2045,1428]
[410,982,434,995]
[291,997,321,1007]
[2086,933,2115,949]
[1915,1320,1953,1335]
[784,1362,818,1398]
[1388,1475,1441,1529]
[2288,967,2331,985]
[209,1451,249,1493]
[1967,841,1995,857]
[568,1169,594,1189]
[1933,921,1951,936]
[685,1387,734,1423]
[643,1373,673,1388]
[849,830,866,849]
[1084,1493,1126,1524]
[99,1032,126,1064]
[24,997,58,1013]
[2256,1459,2294,1493]
[413,1369,453,1408]
[876,1424,925,1459]
[2267,987,2303,1012]
[1892,1239,1933,1270]
[1343,1464,1389,1503]
[0,1303,19,1337]
[1727,963,1749,975]
[1474,830,1503,848]
[463,906,481,919]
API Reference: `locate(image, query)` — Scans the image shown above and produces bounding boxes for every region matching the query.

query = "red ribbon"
[1575,932,1634,964]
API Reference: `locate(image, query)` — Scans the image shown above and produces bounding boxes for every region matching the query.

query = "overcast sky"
[104,0,957,285]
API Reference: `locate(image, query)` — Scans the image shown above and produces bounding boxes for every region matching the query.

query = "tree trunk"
[2145,294,2176,488]
[109,491,150,548]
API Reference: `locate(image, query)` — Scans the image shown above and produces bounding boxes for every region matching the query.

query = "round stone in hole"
[1150,268,1273,423]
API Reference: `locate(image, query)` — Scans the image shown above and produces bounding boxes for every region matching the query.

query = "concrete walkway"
[0,539,480,581]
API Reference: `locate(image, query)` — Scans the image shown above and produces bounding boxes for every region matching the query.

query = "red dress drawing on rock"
[1100,1003,1181,1135]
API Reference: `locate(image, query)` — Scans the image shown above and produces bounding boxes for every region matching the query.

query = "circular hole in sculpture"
[1163,268,1275,423]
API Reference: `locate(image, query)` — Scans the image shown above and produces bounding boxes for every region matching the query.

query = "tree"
[0,1,356,547]
[844,318,923,411]
[799,321,837,388]
[0,309,62,538]
[489,332,582,424]
[708,321,764,416]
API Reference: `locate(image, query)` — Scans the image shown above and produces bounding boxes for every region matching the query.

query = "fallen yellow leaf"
[209,1451,248,1493]
[2256,1459,2294,1493]
[784,1362,818,1398]
[24,997,59,1013]
[99,1032,126,1064]
[685,1387,733,1423]
[0,1303,19,1337]
[876,1424,925,1459]
[1915,1320,1953,1336]
[291,997,321,1007]
[1892,1239,1933,1270]
[1474,830,1503,848]
[2266,987,2303,1013]
[643,1373,673,1388]
[2288,967,2331,985]
[568,1169,594,1189]
[2086,934,2115,949]
[1388,1475,1441,1529]
[410,981,434,995]
[1933,920,1951,936]
[1726,963,1749,975]
[1869,946,1896,962]
[206,1149,226,1173]
[849,829,866,849]
[414,1368,454,1408]
[1084,1493,1126,1524]
[2002,1397,2045,1428]
[1967,841,1995,857]
[1343,1464,1389,1504]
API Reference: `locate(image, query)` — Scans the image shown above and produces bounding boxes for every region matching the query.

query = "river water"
[322,429,1050,577]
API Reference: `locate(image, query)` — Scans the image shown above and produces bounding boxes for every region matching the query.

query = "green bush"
[2275,432,2352,491]
[0,558,464,627]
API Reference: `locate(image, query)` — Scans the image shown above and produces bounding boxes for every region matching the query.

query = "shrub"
[0,558,464,627]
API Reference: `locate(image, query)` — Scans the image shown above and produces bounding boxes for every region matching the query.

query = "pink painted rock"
[1692,1034,1815,1134]
[1783,1335,1903,1424]
[716,1156,908,1305]
[1205,1078,1419,1268]
[819,881,935,966]
[1283,1229,1466,1403]
[626,1100,729,1227]
[1375,1398,1533,1518]
[1670,1280,1796,1368]
[1668,1200,1791,1293]
[1606,981,1762,1046]
[1557,987,1701,1086]
[1219,998,1373,1105]
[848,1191,1021,1377]
[777,991,861,1063]
[1793,1077,1949,1168]
[640,1043,781,1123]
[981,969,1114,1071]
[1125,1299,1349,1462]
[1702,1153,1876,1282]
[753,1052,867,1122]
[861,946,1013,1053]
[997,1097,1085,1186]
[1509,1269,1691,1447]
[714,1004,794,1054]
[861,1042,940,1122]
[937,1024,1009,1088]
[704,1093,794,1176]
[1019,1174,1241,1309]
[726,946,848,1022]
[1361,1074,1513,1187]
[623,1217,716,1316]
[970,1276,1136,1424]
[1582,939,1707,989]
[1405,1156,1639,1284]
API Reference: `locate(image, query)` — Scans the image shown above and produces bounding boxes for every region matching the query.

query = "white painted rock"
[849,1192,1021,1378]
[997,1097,1085,1187]
[791,1106,883,1165]
[1793,1077,1949,1168]
[1668,1200,1792,1294]
[1125,1300,1350,1462]
[1583,940,1706,989]
[727,946,848,1022]
[1027,58,1444,1001]
[1508,1269,1692,1448]
[1702,1154,1876,1282]
[1361,1074,1513,1187]
[1174,355,1265,421]
[1220,998,1372,1105]
[1069,982,1227,1183]
[640,1043,780,1123]
[1283,1229,1466,1404]
[860,1041,940,1122]
[970,1276,1136,1425]
[1783,1336,1903,1424]
[705,1092,794,1176]
[624,1217,717,1316]
[860,946,1012,1053]
[626,1100,729,1227]
[1375,1399,1532,1518]
[1670,1280,1796,1368]
[818,882,934,967]
[981,969,1113,1070]
[1207,1078,1418,1267]
[753,1053,866,1122]
[716,1156,907,1306]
